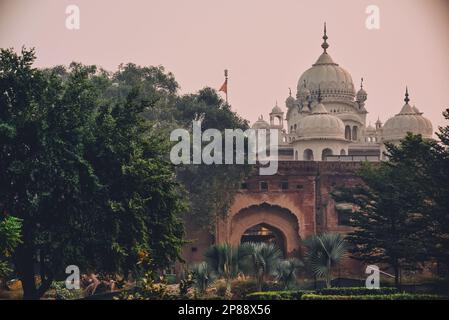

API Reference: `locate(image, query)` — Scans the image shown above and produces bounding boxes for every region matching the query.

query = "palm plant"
[304,233,347,288]
[244,242,282,291]
[191,261,214,296]
[204,243,252,294]
[274,258,303,290]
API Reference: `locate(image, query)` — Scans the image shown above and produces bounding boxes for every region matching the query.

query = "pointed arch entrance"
[229,203,302,257]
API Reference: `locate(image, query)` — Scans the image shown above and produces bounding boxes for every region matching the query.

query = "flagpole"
[224,69,228,104]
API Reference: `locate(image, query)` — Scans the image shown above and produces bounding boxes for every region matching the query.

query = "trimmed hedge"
[316,287,399,296]
[246,290,311,300]
[231,280,283,299]
[245,287,448,300]
[302,293,446,300]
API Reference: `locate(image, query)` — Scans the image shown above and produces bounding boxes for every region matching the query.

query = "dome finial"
[289,88,292,97]
[404,86,410,104]
[360,77,364,89]
[321,22,329,53]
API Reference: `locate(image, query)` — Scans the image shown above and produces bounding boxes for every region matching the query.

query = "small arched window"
[322,148,333,161]
[345,126,351,140]
[303,149,314,161]
[352,126,358,141]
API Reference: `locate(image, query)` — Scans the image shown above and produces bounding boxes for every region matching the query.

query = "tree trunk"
[326,257,332,288]
[394,263,400,289]
[14,245,38,299]
[257,275,262,292]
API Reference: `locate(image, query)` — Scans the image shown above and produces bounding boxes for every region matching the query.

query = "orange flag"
[219,79,228,94]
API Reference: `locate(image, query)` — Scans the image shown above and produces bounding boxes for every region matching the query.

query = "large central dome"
[297,25,355,102]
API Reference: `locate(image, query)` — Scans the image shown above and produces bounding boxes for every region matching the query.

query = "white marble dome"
[383,93,433,142]
[297,52,355,102]
[297,102,346,141]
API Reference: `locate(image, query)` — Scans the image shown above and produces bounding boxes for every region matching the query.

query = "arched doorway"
[229,203,302,257]
[241,223,287,257]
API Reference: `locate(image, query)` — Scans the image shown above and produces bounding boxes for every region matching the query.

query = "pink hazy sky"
[1,0,449,130]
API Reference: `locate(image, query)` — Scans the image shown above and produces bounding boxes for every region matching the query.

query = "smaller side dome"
[270,102,283,115]
[297,101,346,141]
[356,78,367,103]
[252,115,270,129]
[383,88,433,142]
[285,88,296,109]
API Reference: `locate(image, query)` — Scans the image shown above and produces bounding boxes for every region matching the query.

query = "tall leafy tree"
[0,49,186,299]
[93,63,253,232]
[333,133,442,286]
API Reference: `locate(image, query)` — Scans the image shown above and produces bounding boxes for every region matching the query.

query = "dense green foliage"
[0,48,186,298]
[246,290,310,300]
[333,116,449,286]
[247,288,445,300]
[301,293,446,300]
[50,281,85,300]
[315,287,398,295]
[0,216,22,277]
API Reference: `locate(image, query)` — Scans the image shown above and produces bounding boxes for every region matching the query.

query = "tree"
[172,88,253,232]
[204,243,252,295]
[333,133,446,286]
[304,233,346,288]
[244,242,282,291]
[0,216,22,277]
[0,48,186,299]
[92,63,252,233]
[426,109,449,273]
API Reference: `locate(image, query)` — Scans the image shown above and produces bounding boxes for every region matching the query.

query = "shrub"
[231,279,259,299]
[246,290,310,300]
[302,293,447,300]
[165,274,177,285]
[214,279,228,298]
[316,287,399,296]
[231,279,284,299]
[50,281,85,300]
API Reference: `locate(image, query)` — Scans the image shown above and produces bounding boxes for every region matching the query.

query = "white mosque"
[252,25,434,161]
